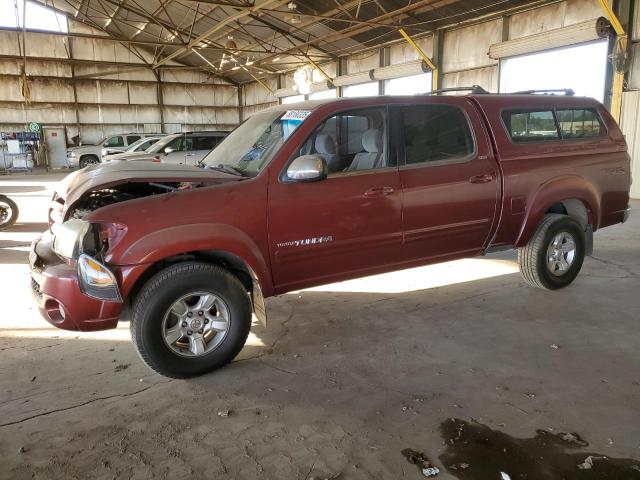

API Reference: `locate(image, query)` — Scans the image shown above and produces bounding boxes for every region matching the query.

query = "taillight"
[152,156,160,163]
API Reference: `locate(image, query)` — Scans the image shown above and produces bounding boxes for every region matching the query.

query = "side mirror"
[164,147,174,154]
[286,155,328,182]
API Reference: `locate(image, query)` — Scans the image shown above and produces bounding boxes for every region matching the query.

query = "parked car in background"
[66,133,156,168]
[30,93,631,378]
[102,135,164,161]
[112,131,227,165]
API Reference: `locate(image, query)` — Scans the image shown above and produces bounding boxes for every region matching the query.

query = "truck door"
[268,106,403,292]
[392,99,499,263]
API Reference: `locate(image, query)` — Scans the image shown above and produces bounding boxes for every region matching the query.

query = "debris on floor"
[577,455,607,470]
[401,448,440,477]
[114,363,130,372]
[217,409,231,417]
[449,462,470,470]
[559,432,589,447]
[500,472,511,480]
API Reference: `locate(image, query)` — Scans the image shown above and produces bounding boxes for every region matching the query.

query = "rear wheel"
[131,262,252,378]
[79,155,100,168]
[0,195,18,230]
[517,214,585,290]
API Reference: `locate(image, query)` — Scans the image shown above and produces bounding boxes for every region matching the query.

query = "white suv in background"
[66,133,157,168]
[111,132,227,165]
[102,136,164,162]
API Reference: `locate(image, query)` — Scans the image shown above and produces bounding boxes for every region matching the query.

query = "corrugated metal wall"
[0,20,239,144]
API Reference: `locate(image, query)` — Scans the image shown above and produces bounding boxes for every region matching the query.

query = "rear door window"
[193,136,219,150]
[126,135,141,144]
[556,109,606,138]
[503,110,559,143]
[396,104,475,165]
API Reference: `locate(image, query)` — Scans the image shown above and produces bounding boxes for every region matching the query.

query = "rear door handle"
[185,153,195,157]
[364,186,395,197]
[469,174,494,184]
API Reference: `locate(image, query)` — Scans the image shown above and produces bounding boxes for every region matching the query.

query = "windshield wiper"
[206,163,246,176]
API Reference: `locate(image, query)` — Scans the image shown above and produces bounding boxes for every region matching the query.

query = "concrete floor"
[1,171,639,479]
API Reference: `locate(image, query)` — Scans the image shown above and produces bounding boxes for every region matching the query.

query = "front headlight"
[52,219,95,259]
[77,254,122,302]
[67,151,77,157]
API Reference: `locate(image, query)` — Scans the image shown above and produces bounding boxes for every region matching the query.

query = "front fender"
[515,175,600,247]
[107,223,274,296]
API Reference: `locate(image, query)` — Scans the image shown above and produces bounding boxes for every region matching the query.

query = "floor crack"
[0,380,172,428]
[589,255,640,278]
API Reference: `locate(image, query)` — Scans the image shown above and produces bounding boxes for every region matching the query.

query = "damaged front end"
[48,180,208,301]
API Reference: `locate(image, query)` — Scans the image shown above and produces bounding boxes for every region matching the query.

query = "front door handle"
[469,174,494,184]
[364,186,395,197]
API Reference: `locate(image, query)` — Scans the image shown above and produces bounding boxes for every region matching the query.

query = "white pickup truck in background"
[66,133,158,168]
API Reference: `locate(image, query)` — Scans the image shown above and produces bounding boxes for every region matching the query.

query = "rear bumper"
[29,232,124,331]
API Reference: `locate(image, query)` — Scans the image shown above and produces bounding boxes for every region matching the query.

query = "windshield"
[199,110,307,176]
[125,138,150,152]
[147,135,178,154]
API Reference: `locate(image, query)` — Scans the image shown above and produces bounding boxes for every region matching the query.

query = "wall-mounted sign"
[28,122,41,133]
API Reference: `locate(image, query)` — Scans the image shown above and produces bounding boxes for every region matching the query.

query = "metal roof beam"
[153,0,280,68]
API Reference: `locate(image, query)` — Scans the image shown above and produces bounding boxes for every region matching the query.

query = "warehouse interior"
[1,0,640,478]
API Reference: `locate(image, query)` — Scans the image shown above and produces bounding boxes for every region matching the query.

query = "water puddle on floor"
[437,418,640,479]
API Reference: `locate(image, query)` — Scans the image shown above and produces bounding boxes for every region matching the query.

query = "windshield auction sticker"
[282,110,311,121]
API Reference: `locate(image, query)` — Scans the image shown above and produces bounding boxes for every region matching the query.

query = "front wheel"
[79,155,100,168]
[0,195,19,230]
[518,214,586,290]
[131,262,252,378]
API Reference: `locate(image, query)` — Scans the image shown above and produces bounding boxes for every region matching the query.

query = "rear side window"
[398,104,474,164]
[194,136,220,150]
[503,110,559,143]
[556,109,606,138]
[126,135,141,144]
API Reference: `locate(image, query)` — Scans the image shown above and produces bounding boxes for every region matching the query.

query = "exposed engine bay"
[68,181,202,220]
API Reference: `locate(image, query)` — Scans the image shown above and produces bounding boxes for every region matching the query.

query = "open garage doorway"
[499,41,608,102]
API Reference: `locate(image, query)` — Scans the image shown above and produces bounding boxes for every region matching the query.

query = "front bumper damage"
[29,231,131,331]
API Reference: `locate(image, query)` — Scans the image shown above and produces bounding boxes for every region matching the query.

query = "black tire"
[517,213,586,290]
[0,195,19,230]
[131,262,252,378]
[79,155,100,168]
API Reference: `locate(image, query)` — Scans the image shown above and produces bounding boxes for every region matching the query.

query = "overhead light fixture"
[294,65,313,94]
[285,14,301,24]
[245,57,255,66]
[105,18,112,26]
[232,66,240,71]
[272,56,281,63]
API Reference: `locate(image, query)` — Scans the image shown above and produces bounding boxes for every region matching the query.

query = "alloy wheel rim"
[161,291,231,357]
[0,202,12,226]
[546,231,576,277]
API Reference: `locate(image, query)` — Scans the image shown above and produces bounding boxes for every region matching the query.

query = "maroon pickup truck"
[30,93,631,378]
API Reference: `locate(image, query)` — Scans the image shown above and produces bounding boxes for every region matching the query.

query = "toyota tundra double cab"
[30,93,631,378]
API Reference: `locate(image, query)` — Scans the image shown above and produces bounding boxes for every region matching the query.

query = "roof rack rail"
[424,85,490,95]
[511,88,575,96]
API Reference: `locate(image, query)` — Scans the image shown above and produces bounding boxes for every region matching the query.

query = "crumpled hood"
[56,161,243,208]
[104,151,154,161]
[67,145,99,153]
